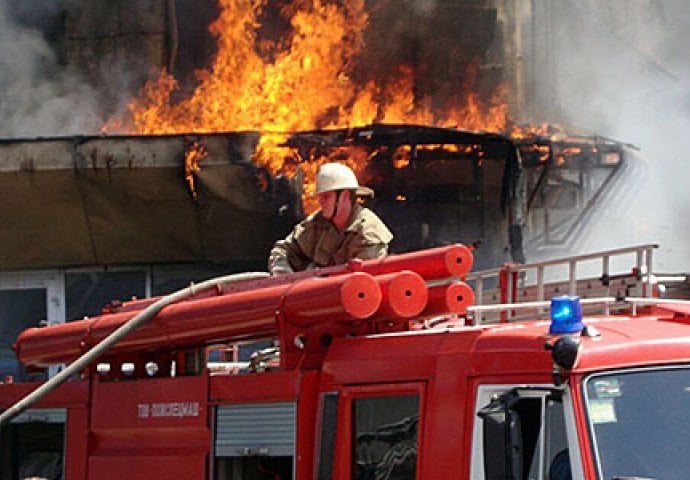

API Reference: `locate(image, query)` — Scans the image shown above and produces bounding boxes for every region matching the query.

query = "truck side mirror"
[477,392,523,480]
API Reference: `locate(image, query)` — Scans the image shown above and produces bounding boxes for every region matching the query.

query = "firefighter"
[268,162,393,275]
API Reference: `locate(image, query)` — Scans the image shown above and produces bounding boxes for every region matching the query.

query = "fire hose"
[0,271,270,428]
[0,244,475,427]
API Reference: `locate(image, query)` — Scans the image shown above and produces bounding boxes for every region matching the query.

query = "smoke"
[523,0,690,272]
[0,1,123,138]
[1,0,687,272]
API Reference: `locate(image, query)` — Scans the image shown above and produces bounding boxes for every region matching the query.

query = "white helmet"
[315,162,374,197]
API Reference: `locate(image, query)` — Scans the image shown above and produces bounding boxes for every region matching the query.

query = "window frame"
[470,384,582,480]
[0,271,65,378]
[333,382,425,480]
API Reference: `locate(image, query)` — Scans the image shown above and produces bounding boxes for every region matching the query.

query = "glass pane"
[352,394,419,480]
[317,393,339,480]
[545,397,570,480]
[0,289,46,381]
[512,397,542,479]
[65,271,145,320]
[585,367,690,480]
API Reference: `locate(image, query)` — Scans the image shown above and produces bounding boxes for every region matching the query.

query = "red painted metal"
[12,244,690,480]
[15,244,475,368]
[421,282,474,318]
[278,272,382,327]
[371,270,428,319]
[358,243,473,279]
[103,244,471,318]
[15,272,382,366]
[88,376,209,480]
[498,267,508,323]
[6,312,690,480]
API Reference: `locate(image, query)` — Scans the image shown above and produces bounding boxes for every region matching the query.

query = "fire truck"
[1,241,688,480]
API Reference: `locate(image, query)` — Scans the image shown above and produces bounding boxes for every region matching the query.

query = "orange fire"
[118,0,510,211]
[184,141,208,198]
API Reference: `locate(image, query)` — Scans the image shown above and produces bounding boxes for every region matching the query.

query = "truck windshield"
[584,366,690,480]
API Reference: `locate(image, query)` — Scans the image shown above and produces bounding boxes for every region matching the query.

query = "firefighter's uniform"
[268,203,393,274]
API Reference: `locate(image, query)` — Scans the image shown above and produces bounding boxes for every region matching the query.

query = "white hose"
[0,271,270,427]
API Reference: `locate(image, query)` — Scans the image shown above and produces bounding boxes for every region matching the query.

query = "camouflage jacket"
[268,204,393,274]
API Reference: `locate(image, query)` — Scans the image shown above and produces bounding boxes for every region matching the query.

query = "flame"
[416,144,476,154]
[559,146,582,156]
[392,145,411,169]
[115,0,512,210]
[121,0,373,135]
[184,141,208,198]
[510,123,554,140]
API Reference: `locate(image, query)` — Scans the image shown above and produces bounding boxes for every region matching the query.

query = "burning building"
[0,0,638,380]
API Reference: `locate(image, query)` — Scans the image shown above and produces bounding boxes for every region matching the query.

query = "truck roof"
[321,305,690,385]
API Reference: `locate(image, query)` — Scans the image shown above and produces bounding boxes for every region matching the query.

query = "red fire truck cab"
[1,243,689,480]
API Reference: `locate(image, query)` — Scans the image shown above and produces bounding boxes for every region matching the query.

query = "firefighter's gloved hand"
[270,265,294,276]
[268,252,293,275]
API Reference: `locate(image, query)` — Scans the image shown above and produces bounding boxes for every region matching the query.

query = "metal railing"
[624,296,690,315]
[466,243,658,325]
[468,296,617,315]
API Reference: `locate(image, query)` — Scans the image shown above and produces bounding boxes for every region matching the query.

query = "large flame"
[118,0,509,210]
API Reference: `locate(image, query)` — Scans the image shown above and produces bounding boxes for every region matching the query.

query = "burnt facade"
[0,133,296,270]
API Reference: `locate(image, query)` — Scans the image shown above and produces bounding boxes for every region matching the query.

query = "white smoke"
[522,0,690,272]
[0,1,105,137]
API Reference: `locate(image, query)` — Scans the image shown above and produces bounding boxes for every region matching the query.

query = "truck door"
[470,385,579,480]
[322,383,424,480]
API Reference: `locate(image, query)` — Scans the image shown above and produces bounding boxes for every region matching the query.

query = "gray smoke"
[0,1,105,137]
[522,0,690,272]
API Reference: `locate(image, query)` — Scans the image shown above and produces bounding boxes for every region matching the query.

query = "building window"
[0,289,47,381]
[65,270,146,320]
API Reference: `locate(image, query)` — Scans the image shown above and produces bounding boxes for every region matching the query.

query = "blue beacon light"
[549,296,584,334]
